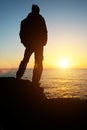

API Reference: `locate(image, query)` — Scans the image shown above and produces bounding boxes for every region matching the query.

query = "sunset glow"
[0,1,87,69]
[58,58,69,68]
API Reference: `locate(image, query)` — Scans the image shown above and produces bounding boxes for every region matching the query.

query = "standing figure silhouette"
[16,4,48,83]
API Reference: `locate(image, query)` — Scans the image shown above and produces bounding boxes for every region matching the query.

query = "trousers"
[16,45,43,82]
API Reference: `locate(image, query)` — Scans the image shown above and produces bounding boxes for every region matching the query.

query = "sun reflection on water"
[41,68,87,99]
[0,68,87,99]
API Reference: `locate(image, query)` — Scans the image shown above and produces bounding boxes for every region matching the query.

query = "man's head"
[32,4,40,14]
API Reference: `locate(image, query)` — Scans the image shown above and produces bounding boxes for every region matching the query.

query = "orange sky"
[0,0,87,69]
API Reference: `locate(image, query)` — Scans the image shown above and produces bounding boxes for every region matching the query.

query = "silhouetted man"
[16,5,48,83]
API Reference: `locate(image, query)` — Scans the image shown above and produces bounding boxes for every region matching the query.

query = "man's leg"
[32,46,43,83]
[16,47,33,79]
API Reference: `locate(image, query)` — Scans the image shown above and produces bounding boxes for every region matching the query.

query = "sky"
[0,0,87,69]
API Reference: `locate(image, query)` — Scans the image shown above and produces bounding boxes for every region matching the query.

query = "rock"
[0,77,87,129]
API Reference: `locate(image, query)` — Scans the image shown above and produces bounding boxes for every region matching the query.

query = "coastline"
[0,77,87,129]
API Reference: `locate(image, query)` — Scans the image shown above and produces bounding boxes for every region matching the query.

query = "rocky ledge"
[0,77,87,129]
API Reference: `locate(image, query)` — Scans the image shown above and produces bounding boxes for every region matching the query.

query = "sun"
[58,58,69,68]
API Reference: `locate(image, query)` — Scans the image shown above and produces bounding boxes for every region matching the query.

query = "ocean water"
[0,68,87,100]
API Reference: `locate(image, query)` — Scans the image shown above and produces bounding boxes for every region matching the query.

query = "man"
[16,4,48,83]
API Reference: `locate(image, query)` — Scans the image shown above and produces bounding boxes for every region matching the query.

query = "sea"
[0,68,87,100]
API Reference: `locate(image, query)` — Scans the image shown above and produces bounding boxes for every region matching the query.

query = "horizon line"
[0,67,87,69]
